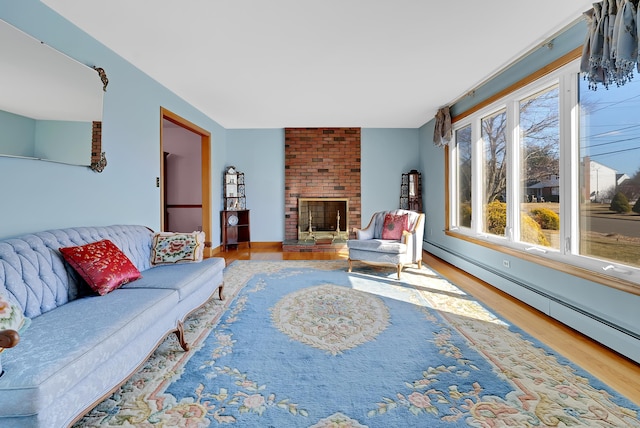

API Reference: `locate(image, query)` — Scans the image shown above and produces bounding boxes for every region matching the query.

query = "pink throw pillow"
[381,213,409,240]
[60,239,141,296]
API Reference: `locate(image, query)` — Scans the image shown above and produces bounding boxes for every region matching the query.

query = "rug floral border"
[75,261,640,427]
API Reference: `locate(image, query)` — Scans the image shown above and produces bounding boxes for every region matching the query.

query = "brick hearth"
[284,128,361,251]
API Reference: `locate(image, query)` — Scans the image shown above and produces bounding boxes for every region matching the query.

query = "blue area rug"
[76,260,640,427]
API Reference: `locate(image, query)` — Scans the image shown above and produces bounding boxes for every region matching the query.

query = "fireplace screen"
[298,198,348,241]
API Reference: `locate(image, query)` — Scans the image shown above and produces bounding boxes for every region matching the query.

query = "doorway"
[160,107,212,255]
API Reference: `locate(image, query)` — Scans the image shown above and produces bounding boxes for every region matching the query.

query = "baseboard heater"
[424,241,639,342]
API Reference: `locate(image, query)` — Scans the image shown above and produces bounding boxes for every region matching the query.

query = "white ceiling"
[41,0,593,129]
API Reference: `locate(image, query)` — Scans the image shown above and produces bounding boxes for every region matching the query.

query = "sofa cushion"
[123,257,225,300]
[381,213,408,240]
[0,225,154,318]
[150,231,205,266]
[0,288,178,418]
[60,239,142,296]
[347,239,407,254]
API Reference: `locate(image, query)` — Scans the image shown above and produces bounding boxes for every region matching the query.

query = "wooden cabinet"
[221,209,250,251]
[221,166,250,251]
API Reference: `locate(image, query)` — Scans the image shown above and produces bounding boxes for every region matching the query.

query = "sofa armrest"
[402,214,425,263]
[355,227,374,240]
[0,329,20,349]
[354,213,377,240]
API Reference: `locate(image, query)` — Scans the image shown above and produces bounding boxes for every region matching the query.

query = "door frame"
[160,107,213,256]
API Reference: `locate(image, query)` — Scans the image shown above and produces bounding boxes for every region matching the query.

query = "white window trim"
[447,60,640,288]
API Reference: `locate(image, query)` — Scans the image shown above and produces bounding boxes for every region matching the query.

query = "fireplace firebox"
[298,198,348,242]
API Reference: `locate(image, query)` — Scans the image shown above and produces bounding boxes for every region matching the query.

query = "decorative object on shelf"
[228,214,239,226]
[400,170,422,212]
[222,166,250,250]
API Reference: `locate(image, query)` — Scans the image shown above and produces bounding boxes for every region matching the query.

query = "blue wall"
[418,21,640,363]
[0,110,35,157]
[361,128,420,223]
[226,129,285,242]
[2,0,638,362]
[0,1,227,239]
[0,3,420,244]
[225,128,420,242]
[34,120,92,164]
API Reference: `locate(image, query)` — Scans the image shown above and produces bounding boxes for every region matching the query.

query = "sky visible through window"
[579,74,640,178]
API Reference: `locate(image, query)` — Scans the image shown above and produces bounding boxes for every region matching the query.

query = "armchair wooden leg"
[397,264,402,280]
[417,260,422,269]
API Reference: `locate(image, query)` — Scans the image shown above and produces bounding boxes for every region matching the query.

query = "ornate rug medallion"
[271,284,389,355]
[73,261,640,427]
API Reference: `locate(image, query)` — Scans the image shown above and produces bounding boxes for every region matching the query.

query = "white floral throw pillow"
[151,231,205,266]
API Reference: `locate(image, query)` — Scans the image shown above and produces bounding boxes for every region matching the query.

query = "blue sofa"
[0,225,225,427]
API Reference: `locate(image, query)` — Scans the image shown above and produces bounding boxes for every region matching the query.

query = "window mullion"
[471,119,483,234]
[507,99,519,243]
[560,72,578,255]
[448,138,458,229]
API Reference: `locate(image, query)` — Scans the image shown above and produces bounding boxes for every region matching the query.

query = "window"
[448,60,640,288]
[482,109,507,237]
[519,85,560,249]
[455,125,472,228]
[578,73,640,271]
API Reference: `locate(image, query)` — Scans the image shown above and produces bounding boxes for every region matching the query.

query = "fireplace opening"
[298,198,348,242]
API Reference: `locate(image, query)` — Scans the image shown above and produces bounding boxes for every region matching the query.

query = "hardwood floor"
[216,245,640,406]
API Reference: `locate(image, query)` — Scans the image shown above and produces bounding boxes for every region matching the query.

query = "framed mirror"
[0,19,106,169]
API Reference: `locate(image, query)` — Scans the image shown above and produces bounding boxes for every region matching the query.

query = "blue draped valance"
[581,0,639,89]
[433,106,452,148]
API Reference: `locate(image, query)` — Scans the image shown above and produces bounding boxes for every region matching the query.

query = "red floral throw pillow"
[381,213,409,240]
[59,239,142,296]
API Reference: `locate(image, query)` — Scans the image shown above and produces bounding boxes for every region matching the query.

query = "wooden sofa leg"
[348,259,353,273]
[175,321,190,352]
[0,329,19,349]
[417,260,422,269]
[218,283,225,300]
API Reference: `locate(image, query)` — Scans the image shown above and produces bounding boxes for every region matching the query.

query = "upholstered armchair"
[348,209,425,279]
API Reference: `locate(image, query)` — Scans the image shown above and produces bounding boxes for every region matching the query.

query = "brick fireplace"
[284,128,361,251]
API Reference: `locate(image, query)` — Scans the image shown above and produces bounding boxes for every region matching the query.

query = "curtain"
[433,106,452,148]
[581,0,639,90]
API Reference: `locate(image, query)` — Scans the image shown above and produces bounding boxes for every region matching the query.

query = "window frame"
[445,54,640,296]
